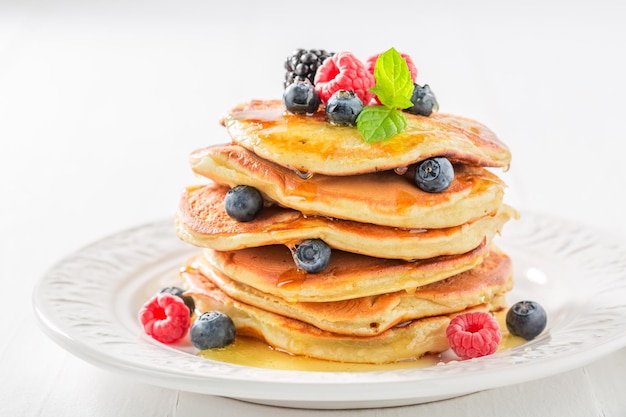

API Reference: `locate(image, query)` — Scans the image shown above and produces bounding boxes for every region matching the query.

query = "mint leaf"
[369,47,414,109]
[356,106,408,143]
[356,47,415,142]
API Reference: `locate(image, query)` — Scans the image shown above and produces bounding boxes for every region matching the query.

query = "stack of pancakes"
[175,99,517,364]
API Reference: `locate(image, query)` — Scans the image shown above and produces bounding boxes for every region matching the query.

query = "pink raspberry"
[365,51,418,82]
[446,311,502,360]
[138,293,190,343]
[313,52,375,104]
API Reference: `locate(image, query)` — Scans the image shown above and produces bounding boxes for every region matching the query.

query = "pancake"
[222,99,511,176]
[181,247,512,336]
[176,182,518,260]
[199,241,490,303]
[182,265,508,363]
[190,144,506,229]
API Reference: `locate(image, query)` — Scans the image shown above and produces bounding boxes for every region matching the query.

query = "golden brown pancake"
[221,99,511,176]
[198,242,490,303]
[182,267,508,363]
[176,182,517,260]
[190,145,506,229]
[181,247,512,336]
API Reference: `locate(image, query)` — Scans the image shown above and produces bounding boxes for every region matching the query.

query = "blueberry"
[414,157,454,193]
[190,311,236,350]
[224,185,264,222]
[283,79,321,114]
[159,286,195,316]
[294,239,331,273]
[506,300,547,340]
[405,84,438,116]
[325,90,363,126]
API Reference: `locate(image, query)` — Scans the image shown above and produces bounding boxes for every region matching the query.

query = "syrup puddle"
[197,311,525,372]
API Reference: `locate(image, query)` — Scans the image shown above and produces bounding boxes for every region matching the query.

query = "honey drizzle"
[196,310,526,372]
[276,268,307,289]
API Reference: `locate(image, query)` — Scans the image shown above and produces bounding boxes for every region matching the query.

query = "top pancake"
[222,99,511,176]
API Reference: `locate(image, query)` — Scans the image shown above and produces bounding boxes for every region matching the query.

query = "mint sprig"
[354,106,408,143]
[357,47,414,143]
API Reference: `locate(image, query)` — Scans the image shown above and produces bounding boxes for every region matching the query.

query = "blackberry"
[284,48,334,88]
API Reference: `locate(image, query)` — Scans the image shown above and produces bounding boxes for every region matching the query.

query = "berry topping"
[366,51,418,83]
[506,301,547,340]
[224,185,264,222]
[405,84,439,116]
[325,90,363,126]
[414,157,454,193]
[190,311,236,350]
[294,239,331,273]
[446,311,502,360]
[314,52,375,105]
[159,286,195,316]
[284,48,334,88]
[138,293,190,344]
[282,79,321,114]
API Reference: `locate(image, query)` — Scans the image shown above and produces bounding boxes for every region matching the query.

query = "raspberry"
[159,286,195,315]
[446,311,502,360]
[138,293,190,343]
[313,52,375,105]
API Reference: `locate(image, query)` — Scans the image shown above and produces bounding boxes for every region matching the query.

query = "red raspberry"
[446,311,502,360]
[313,52,375,104]
[365,51,418,82]
[138,293,190,343]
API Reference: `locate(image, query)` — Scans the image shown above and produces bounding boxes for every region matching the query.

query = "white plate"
[32,212,626,409]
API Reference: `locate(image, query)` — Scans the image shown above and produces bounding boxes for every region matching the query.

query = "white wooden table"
[2,1,626,415]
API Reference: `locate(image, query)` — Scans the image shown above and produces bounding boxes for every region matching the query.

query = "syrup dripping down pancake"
[181,247,512,336]
[176,182,517,260]
[190,145,506,229]
[221,99,511,176]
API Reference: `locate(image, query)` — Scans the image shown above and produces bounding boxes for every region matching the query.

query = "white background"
[1,0,626,415]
